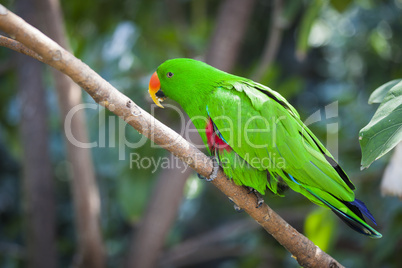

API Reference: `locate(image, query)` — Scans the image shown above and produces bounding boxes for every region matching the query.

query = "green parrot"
[148,58,381,238]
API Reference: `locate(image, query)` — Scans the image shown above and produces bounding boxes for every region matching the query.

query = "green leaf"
[304,208,336,252]
[360,80,402,169]
[329,0,353,13]
[368,79,402,104]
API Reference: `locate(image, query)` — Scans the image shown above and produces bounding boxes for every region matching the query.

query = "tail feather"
[305,189,381,238]
[330,204,381,238]
[347,199,377,225]
[287,174,382,238]
[320,196,381,238]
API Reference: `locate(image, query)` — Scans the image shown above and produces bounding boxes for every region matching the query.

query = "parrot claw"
[228,197,243,213]
[197,173,206,180]
[205,156,219,182]
[197,157,219,181]
[247,187,265,208]
[256,198,264,208]
[233,204,243,212]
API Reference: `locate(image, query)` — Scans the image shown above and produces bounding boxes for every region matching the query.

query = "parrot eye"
[167,72,174,78]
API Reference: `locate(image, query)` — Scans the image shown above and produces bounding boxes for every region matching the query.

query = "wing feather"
[207,79,355,201]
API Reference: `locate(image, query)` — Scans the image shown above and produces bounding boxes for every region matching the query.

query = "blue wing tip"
[349,199,377,225]
[287,174,382,238]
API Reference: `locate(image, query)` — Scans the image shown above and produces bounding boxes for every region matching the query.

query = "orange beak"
[148,72,164,108]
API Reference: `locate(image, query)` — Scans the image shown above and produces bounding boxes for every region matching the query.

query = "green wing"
[206,79,355,203]
[205,78,381,238]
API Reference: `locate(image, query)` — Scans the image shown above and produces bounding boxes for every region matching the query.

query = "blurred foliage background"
[0,0,402,267]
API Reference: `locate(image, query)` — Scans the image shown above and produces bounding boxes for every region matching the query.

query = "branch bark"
[0,5,344,268]
[0,35,43,62]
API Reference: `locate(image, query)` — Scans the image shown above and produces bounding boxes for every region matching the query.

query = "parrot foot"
[207,156,219,181]
[233,204,243,213]
[197,173,206,180]
[228,197,243,213]
[247,187,264,208]
[196,156,219,182]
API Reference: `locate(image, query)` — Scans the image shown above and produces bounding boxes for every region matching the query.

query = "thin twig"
[0,5,344,268]
[0,35,44,62]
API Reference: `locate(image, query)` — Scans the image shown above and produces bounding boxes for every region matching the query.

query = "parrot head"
[148,58,230,108]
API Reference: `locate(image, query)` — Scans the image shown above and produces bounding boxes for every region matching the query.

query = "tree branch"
[0,35,44,62]
[32,0,105,266]
[16,2,57,266]
[205,0,256,72]
[0,5,344,268]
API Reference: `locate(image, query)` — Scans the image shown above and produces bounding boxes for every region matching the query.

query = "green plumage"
[153,58,381,238]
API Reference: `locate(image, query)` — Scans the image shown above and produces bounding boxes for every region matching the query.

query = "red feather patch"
[206,118,232,153]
